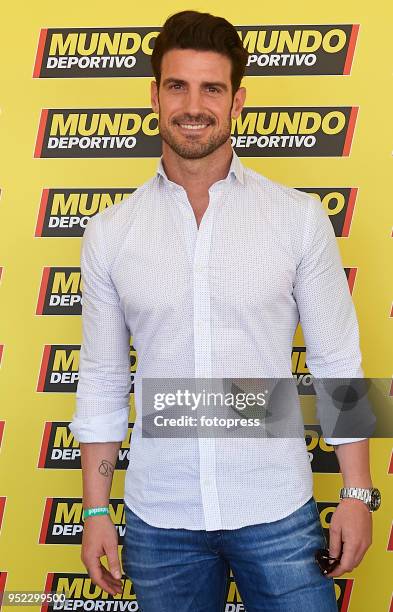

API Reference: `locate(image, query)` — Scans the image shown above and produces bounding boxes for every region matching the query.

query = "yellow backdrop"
[0,1,392,611]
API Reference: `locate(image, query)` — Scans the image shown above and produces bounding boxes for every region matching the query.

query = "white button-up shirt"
[69,150,365,530]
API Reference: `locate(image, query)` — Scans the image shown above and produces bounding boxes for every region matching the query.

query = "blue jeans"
[121,496,338,611]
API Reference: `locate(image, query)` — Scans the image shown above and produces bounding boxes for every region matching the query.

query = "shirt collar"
[156,148,245,187]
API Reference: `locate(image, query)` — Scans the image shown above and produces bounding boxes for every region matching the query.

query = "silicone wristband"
[83,506,110,520]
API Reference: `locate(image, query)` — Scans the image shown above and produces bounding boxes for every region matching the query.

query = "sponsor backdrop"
[0,1,392,610]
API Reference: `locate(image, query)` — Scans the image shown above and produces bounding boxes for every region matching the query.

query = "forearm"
[333,439,373,487]
[80,442,121,508]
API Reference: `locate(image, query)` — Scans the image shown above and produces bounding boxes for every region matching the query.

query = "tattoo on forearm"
[98,459,115,477]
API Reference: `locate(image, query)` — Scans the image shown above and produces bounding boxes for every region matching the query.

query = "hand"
[325,498,372,578]
[81,514,123,596]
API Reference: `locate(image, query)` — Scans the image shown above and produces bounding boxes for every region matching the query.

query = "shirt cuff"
[68,409,129,442]
[323,437,368,446]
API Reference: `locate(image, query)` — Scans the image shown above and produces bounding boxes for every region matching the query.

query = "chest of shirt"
[110,195,298,330]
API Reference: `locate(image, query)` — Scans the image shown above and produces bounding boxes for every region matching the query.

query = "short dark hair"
[151,10,248,95]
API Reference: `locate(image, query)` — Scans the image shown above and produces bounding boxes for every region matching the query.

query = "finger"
[84,549,123,584]
[87,560,122,596]
[328,524,342,559]
[101,566,123,590]
[88,570,119,595]
[325,562,350,578]
[105,545,122,580]
[325,545,355,577]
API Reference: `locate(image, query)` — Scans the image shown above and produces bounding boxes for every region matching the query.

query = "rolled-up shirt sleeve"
[293,197,369,446]
[69,214,131,443]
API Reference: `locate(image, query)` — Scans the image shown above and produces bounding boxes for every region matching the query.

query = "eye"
[206,86,220,93]
[169,83,184,90]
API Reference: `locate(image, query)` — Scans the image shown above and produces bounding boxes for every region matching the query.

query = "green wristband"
[83,506,110,520]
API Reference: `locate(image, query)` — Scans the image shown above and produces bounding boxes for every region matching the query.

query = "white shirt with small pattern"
[69,150,366,530]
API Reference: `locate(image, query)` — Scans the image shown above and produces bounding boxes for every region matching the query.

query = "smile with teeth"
[179,123,209,130]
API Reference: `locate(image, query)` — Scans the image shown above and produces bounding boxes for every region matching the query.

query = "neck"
[161,140,233,200]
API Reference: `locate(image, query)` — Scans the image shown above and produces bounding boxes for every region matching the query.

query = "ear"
[231,86,246,119]
[151,80,159,113]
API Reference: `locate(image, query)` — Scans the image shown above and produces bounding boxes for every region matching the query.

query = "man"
[69,10,379,611]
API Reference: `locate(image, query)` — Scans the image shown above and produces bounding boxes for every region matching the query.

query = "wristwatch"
[339,486,381,512]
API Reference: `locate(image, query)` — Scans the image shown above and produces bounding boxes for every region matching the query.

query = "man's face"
[151,49,245,160]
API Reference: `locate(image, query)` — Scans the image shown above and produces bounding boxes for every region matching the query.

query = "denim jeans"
[121,496,338,612]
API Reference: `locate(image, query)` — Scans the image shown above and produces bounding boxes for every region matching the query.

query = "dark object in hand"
[315,548,342,575]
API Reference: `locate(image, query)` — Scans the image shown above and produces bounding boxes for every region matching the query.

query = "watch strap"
[340,486,372,504]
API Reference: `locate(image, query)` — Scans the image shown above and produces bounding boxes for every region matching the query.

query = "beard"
[159,111,232,160]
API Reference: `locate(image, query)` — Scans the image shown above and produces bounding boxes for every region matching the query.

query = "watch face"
[370,488,381,511]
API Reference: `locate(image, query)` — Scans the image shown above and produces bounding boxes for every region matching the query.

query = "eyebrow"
[162,78,228,91]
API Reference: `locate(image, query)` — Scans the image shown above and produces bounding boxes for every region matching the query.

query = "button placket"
[192,197,223,530]
[167,187,198,267]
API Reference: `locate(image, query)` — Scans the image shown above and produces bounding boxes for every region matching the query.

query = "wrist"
[342,475,373,488]
[339,497,371,509]
[83,501,110,509]
[342,480,373,488]
[339,485,381,512]
[82,505,110,520]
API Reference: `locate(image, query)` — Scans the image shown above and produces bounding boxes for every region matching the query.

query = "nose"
[183,87,204,117]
